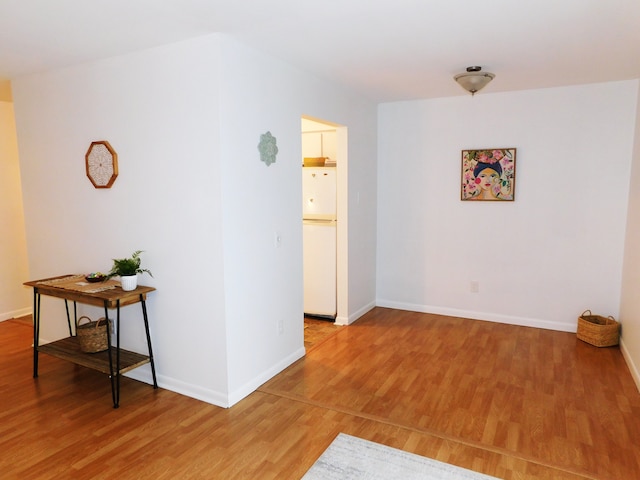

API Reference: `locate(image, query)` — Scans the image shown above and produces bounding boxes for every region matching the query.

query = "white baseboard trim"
[125,366,230,407]
[126,346,307,409]
[227,346,306,407]
[335,301,376,326]
[31,344,231,407]
[36,333,306,408]
[619,338,640,393]
[0,307,32,322]
[375,299,577,333]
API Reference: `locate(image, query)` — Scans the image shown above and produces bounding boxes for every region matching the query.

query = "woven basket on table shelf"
[577,310,620,347]
[76,316,110,353]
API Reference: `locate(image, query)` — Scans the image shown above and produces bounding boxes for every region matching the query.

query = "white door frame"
[301,116,348,325]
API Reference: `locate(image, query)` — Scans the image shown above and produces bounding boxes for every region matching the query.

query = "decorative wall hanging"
[461,148,516,201]
[86,140,118,188]
[258,131,278,166]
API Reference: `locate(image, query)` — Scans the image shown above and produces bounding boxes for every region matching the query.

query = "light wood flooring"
[1,308,639,479]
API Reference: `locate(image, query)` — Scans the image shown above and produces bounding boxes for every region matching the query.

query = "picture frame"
[86,140,118,189]
[461,148,516,201]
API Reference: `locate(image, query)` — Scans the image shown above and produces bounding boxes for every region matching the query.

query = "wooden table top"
[25,274,155,309]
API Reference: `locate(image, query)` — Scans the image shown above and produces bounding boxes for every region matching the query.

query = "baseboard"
[619,338,640,393]
[375,299,577,332]
[0,307,32,322]
[227,346,306,406]
[127,346,307,408]
[335,301,375,326]
[125,367,230,407]
[31,343,232,407]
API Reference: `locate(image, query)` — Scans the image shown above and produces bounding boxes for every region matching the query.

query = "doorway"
[301,116,348,325]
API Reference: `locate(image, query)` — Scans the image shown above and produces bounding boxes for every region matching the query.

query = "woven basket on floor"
[76,316,110,353]
[577,310,620,347]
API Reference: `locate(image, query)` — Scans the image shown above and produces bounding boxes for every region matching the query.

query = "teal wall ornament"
[258,131,278,166]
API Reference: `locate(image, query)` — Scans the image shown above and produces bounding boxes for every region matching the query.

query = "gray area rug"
[302,433,501,480]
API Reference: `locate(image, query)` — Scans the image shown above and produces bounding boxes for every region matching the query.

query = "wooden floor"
[1,308,639,479]
[304,316,339,350]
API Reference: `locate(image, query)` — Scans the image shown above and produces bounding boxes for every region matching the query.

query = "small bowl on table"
[85,273,108,283]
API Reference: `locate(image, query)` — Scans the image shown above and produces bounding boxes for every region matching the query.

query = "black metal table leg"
[140,295,158,388]
[116,300,121,407]
[104,300,119,408]
[33,291,40,378]
[64,300,73,337]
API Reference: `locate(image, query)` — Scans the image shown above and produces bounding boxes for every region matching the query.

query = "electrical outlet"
[274,231,282,248]
[277,319,284,334]
[470,281,479,293]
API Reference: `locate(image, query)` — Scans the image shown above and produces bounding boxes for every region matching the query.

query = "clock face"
[86,141,118,188]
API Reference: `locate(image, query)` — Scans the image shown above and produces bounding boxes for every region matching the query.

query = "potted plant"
[108,250,153,291]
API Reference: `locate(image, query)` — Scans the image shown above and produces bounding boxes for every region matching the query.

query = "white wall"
[377,81,638,332]
[12,33,378,407]
[0,101,30,320]
[13,35,230,405]
[216,36,377,402]
[620,82,640,389]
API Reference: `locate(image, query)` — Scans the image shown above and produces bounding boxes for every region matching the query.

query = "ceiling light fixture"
[454,66,495,96]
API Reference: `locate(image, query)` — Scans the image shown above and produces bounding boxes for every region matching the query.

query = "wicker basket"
[577,310,620,347]
[76,316,110,353]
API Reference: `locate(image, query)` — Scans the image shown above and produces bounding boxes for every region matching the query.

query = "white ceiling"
[1,0,639,102]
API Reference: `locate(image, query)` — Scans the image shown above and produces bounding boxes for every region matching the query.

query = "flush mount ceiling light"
[454,66,495,96]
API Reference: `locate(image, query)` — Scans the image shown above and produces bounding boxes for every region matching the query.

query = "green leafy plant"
[108,250,153,278]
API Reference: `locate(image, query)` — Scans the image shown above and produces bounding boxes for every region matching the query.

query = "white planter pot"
[120,275,138,291]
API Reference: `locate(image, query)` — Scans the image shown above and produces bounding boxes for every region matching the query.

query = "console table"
[24,274,158,408]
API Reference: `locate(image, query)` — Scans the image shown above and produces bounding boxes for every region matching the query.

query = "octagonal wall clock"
[85,140,118,188]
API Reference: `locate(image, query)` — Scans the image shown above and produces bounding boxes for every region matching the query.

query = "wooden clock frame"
[85,140,118,188]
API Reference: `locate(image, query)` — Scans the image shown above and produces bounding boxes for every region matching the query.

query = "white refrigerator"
[303,167,337,319]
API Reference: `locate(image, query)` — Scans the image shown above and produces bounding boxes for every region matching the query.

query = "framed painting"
[461,148,516,201]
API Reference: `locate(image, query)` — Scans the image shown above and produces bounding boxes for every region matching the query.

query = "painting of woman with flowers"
[461,148,516,201]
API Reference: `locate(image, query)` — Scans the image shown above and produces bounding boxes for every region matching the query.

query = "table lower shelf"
[38,337,150,375]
